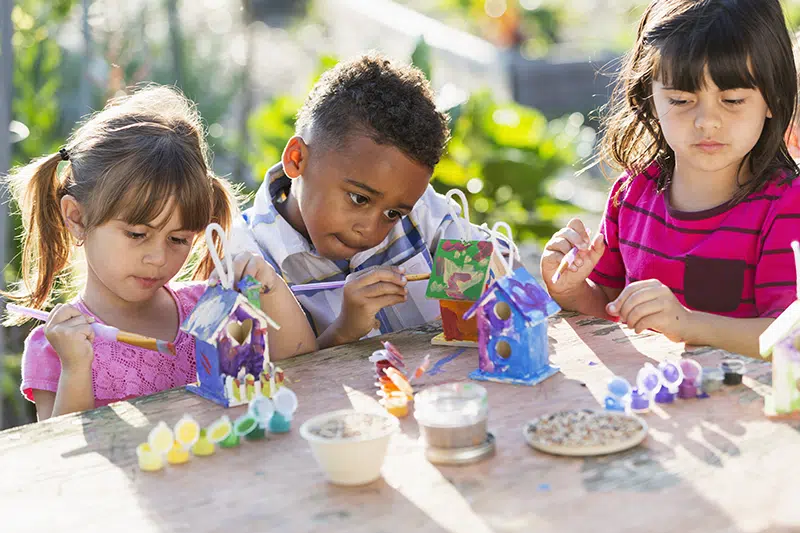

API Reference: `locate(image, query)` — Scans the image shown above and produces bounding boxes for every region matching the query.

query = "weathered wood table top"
[1,313,795,533]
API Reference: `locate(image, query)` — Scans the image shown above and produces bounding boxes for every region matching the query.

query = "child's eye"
[724,99,745,106]
[170,236,191,246]
[349,192,369,206]
[668,98,689,106]
[383,209,402,221]
[125,231,146,240]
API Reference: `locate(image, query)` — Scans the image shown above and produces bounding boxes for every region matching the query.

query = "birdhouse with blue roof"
[463,266,561,385]
[181,224,284,407]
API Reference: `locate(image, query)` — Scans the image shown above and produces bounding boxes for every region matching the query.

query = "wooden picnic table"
[0,312,796,533]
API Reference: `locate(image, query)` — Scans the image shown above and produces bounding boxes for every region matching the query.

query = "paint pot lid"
[720,359,746,374]
[637,363,663,395]
[658,361,684,389]
[424,432,496,465]
[607,376,632,398]
[679,358,702,384]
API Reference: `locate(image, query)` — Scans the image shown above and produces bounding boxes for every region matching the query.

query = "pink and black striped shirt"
[589,164,800,318]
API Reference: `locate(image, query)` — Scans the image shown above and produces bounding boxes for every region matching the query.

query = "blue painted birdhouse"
[463,267,561,385]
[181,280,282,407]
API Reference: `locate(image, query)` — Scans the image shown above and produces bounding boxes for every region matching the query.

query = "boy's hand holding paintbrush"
[541,218,606,298]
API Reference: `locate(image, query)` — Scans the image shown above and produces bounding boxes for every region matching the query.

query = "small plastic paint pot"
[720,359,746,385]
[218,432,240,448]
[136,443,164,472]
[269,412,292,433]
[382,392,410,418]
[166,440,191,465]
[234,414,259,437]
[414,383,488,449]
[630,388,651,413]
[654,385,675,404]
[677,381,698,399]
[701,367,724,393]
[192,430,216,457]
[245,427,267,441]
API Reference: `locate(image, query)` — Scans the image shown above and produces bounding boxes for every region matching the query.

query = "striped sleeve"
[755,179,800,318]
[589,176,628,289]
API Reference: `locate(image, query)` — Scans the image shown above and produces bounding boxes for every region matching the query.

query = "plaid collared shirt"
[229,163,498,338]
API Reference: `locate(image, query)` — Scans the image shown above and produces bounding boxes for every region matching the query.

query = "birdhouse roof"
[180,283,280,343]
[463,267,560,326]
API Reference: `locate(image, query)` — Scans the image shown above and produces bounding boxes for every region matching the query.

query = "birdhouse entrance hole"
[496,340,512,359]
[494,301,512,322]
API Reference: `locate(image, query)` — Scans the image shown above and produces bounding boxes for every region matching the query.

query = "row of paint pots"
[604,358,746,414]
[137,387,298,472]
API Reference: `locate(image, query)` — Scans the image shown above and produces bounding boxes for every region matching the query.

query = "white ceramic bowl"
[299,409,399,486]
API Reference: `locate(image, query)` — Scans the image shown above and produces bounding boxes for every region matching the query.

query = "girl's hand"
[541,218,605,296]
[210,252,279,293]
[43,304,95,371]
[607,280,691,342]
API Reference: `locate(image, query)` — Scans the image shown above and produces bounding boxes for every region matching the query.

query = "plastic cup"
[136,443,164,472]
[300,409,398,486]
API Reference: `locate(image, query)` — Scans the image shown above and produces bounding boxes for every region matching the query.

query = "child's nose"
[143,242,168,266]
[694,102,722,132]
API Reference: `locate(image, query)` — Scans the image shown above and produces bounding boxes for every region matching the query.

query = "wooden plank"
[1,314,798,533]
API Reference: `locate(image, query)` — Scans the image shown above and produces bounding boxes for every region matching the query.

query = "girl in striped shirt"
[542,0,800,357]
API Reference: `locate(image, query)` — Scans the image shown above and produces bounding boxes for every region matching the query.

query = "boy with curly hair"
[233,53,493,348]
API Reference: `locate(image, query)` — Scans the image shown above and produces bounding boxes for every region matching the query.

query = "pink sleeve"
[755,180,800,318]
[589,176,628,289]
[20,325,62,403]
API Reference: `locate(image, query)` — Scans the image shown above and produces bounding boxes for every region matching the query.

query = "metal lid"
[424,432,496,465]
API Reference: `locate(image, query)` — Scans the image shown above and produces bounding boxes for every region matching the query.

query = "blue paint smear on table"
[428,349,467,376]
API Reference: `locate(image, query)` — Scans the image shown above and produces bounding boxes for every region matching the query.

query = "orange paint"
[440,300,479,341]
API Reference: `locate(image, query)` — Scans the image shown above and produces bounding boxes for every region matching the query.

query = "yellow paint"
[136,443,164,472]
[166,441,190,465]
[207,415,233,444]
[174,415,200,449]
[147,421,174,454]
[192,431,216,457]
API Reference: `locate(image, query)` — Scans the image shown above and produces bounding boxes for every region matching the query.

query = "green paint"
[426,239,493,301]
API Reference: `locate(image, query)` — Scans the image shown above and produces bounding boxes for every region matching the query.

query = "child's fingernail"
[397,266,406,273]
[608,303,616,313]
[575,258,584,267]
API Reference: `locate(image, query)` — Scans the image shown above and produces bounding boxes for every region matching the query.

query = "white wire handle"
[206,223,234,290]
[444,188,472,241]
[489,221,519,275]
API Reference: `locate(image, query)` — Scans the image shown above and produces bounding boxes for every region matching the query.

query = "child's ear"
[282,136,310,179]
[60,195,86,242]
[767,107,773,119]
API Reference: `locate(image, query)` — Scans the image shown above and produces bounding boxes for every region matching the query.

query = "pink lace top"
[21,282,206,407]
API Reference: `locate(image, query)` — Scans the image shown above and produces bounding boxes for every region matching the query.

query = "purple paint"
[677,382,698,399]
[654,385,675,404]
[630,388,650,412]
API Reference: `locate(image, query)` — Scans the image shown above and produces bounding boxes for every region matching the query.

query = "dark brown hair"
[4,85,238,320]
[295,53,450,170]
[601,0,798,203]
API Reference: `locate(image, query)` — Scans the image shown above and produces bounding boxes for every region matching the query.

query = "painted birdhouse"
[764,329,800,417]
[426,239,494,347]
[760,240,800,417]
[463,266,561,385]
[182,280,282,407]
